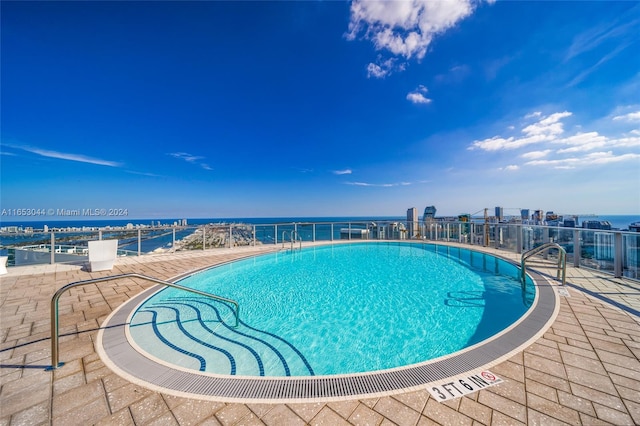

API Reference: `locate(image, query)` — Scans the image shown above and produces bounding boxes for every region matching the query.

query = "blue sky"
[1,1,639,220]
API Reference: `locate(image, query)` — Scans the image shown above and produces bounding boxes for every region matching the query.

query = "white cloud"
[500,165,520,171]
[521,111,572,137]
[565,12,640,61]
[6,144,121,167]
[470,111,572,151]
[554,132,608,153]
[521,150,551,159]
[347,0,488,75]
[345,180,412,187]
[333,169,353,175]
[168,152,212,170]
[613,111,640,122]
[406,85,431,104]
[367,62,389,79]
[567,43,631,88]
[525,151,640,168]
[468,108,640,172]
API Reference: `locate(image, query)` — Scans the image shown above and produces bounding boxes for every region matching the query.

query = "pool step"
[129,297,314,376]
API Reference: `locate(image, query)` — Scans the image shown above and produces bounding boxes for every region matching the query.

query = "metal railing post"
[229,224,233,249]
[138,229,142,256]
[50,232,55,265]
[614,232,623,278]
[172,228,176,250]
[573,229,581,268]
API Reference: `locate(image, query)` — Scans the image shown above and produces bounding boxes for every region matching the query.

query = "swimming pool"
[98,242,557,401]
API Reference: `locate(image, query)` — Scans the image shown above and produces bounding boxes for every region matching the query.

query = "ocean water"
[2,214,638,230]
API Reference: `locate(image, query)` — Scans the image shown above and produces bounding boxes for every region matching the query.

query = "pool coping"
[96,243,560,403]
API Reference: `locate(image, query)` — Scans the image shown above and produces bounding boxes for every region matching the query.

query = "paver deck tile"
[286,402,324,423]
[214,403,254,426]
[308,406,351,426]
[458,396,492,425]
[489,410,527,426]
[557,390,596,417]
[524,378,559,403]
[347,403,384,425]
[129,393,173,425]
[391,391,429,414]
[327,400,359,419]
[477,388,527,423]
[423,398,473,426]
[592,402,635,425]
[527,393,581,424]
[623,398,640,425]
[568,383,626,412]
[373,396,422,425]
[564,365,617,395]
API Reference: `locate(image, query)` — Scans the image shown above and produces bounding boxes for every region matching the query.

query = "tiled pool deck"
[1,243,639,425]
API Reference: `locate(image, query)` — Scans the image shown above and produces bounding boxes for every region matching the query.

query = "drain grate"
[98,268,556,402]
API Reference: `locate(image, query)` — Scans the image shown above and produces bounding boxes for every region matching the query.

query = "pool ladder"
[521,242,567,286]
[47,273,239,370]
[281,230,302,252]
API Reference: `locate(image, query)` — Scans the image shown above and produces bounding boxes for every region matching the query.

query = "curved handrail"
[48,272,239,370]
[281,230,291,249]
[521,242,566,286]
[281,230,302,251]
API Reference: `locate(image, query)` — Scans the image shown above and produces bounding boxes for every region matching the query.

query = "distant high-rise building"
[407,207,418,238]
[521,209,529,221]
[43,225,48,233]
[533,210,544,224]
[423,206,436,224]
[583,220,612,230]
[495,207,504,221]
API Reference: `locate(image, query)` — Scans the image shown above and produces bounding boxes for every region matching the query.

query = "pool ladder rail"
[281,230,302,252]
[47,272,240,370]
[521,242,567,286]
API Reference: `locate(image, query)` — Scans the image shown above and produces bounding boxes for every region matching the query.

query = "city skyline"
[1,1,639,219]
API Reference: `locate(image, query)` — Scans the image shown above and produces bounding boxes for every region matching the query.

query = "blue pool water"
[129,242,535,377]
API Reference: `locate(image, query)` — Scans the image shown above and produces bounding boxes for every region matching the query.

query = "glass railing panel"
[231,223,256,247]
[295,223,314,242]
[312,223,333,242]
[579,229,613,273]
[623,233,640,279]
[254,224,276,245]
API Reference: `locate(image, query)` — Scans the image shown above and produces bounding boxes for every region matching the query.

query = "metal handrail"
[48,272,239,370]
[281,230,302,251]
[521,242,566,286]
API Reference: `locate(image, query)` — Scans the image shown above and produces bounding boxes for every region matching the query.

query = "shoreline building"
[407,208,419,238]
